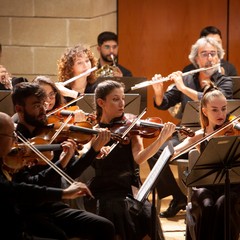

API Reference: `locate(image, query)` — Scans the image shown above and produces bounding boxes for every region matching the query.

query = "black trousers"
[21,203,115,240]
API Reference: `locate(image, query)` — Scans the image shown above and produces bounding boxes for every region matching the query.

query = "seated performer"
[0,111,93,239]
[148,36,233,218]
[173,83,240,240]
[11,82,115,240]
[88,79,176,240]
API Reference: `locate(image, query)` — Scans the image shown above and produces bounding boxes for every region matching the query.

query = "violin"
[215,115,240,137]
[37,121,127,146]
[47,105,97,126]
[109,113,195,139]
[3,137,62,172]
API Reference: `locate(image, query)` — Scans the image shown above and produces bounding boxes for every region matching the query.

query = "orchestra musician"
[148,36,233,218]
[96,31,133,77]
[173,83,240,240]
[88,80,176,240]
[0,111,99,239]
[33,75,87,123]
[11,82,115,240]
[56,43,98,102]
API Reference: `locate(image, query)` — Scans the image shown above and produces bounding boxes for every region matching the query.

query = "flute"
[131,64,220,90]
[61,66,97,86]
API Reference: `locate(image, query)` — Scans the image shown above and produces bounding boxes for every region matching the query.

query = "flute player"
[147,36,233,218]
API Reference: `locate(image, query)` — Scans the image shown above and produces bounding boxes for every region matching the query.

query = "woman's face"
[202,95,227,127]
[100,87,125,121]
[40,84,56,111]
[72,53,92,77]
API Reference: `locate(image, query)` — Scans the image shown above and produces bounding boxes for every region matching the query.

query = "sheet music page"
[135,143,174,202]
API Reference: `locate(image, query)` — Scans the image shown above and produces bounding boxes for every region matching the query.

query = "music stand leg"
[225,169,230,240]
[151,188,156,240]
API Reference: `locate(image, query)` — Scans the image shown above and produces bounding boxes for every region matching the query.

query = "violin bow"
[49,114,73,144]
[105,108,147,157]
[16,132,75,184]
[46,94,84,118]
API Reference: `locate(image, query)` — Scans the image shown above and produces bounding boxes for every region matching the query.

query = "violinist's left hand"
[157,122,176,143]
[91,128,111,152]
[74,109,86,123]
[59,139,77,168]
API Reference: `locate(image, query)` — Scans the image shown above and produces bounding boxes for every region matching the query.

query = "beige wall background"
[0,0,117,81]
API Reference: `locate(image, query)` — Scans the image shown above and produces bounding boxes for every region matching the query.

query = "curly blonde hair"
[57,44,97,87]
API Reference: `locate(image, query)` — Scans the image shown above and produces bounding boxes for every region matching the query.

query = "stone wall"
[0,0,117,81]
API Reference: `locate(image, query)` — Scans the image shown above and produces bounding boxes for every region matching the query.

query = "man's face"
[21,96,47,127]
[195,43,220,76]
[98,40,119,63]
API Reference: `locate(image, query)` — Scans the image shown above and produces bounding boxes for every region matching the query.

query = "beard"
[101,53,116,64]
[23,109,47,128]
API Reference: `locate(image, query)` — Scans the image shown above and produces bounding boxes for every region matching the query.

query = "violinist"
[11,82,115,240]
[174,83,240,240]
[56,43,98,101]
[32,75,87,123]
[149,36,233,218]
[88,80,176,240]
[0,112,97,239]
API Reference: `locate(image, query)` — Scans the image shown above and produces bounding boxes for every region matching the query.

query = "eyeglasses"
[199,51,217,58]
[102,44,118,50]
[0,131,18,141]
[46,91,57,100]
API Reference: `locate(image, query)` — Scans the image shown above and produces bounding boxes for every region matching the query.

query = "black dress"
[89,122,165,240]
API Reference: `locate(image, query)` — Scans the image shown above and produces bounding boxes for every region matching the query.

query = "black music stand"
[126,143,174,240]
[96,76,147,112]
[0,90,14,116]
[231,76,240,99]
[184,135,240,240]
[76,93,141,115]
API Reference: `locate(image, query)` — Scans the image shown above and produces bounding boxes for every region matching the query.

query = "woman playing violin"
[174,83,240,240]
[33,75,87,123]
[88,80,176,240]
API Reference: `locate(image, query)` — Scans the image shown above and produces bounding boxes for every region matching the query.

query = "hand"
[91,128,111,152]
[55,82,78,98]
[151,74,164,106]
[62,181,94,199]
[113,66,123,77]
[96,146,111,159]
[0,65,12,89]
[169,71,185,92]
[158,122,176,143]
[74,109,86,122]
[59,139,77,168]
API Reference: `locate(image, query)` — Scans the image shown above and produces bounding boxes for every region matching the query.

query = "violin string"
[16,132,75,185]
[49,114,73,144]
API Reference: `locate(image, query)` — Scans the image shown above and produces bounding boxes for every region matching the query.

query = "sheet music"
[135,143,174,202]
